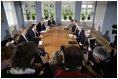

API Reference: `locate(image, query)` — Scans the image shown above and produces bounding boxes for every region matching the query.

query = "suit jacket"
[48,20,55,26]
[71,24,76,32]
[75,29,86,44]
[36,22,46,32]
[18,34,29,43]
[27,29,40,45]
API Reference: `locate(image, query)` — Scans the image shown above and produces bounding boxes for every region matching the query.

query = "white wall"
[3,1,19,34]
[102,1,117,42]
[94,1,107,32]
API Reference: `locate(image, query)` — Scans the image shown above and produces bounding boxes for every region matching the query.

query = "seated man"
[74,23,86,45]
[48,17,55,27]
[27,24,41,45]
[69,19,77,32]
[36,18,46,33]
[18,27,29,43]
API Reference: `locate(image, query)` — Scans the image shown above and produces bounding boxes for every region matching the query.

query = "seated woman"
[54,45,99,78]
[50,50,64,73]
[1,46,14,71]
[1,42,53,78]
[48,17,55,27]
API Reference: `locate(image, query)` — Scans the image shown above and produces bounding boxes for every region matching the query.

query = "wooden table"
[40,27,78,59]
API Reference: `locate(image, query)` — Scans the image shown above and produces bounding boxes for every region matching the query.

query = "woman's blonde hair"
[50,50,64,66]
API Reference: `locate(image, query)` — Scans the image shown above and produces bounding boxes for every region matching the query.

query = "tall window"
[22,1,36,21]
[61,1,75,21]
[41,2,55,21]
[3,1,18,26]
[80,1,95,21]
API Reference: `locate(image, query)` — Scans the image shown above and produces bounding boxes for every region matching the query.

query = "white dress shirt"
[21,34,29,42]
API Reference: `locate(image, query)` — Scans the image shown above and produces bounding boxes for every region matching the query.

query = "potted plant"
[25,10,30,20]
[32,11,35,20]
[87,11,93,20]
[44,9,49,19]
[81,13,86,20]
[50,10,54,19]
[69,15,72,20]
[63,14,67,20]
[62,9,68,20]
[68,9,73,20]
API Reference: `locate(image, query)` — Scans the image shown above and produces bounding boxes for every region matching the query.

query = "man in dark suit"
[18,27,29,43]
[74,23,86,45]
[27,24,40,45]
[70,19,77,32]
[27,24,40,40]
[48,17,55,27]
[36,18,46,33]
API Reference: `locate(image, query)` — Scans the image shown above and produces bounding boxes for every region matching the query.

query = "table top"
[39,27,78,59]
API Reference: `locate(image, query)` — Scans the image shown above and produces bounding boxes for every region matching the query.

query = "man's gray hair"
[93,46,110,61]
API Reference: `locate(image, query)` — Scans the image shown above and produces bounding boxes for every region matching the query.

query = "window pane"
[62,2,75,21]
[22,2,36,21]
[81,1,95,21]
[82,5,87,8]
[42,2,55,20]
[87,5,93,8]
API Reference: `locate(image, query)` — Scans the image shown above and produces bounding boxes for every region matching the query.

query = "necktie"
[78,29,81,37]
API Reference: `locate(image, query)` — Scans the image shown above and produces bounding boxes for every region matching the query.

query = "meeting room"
[1,1,117,78]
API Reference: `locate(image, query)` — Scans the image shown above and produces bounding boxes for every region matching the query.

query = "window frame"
[41,1,56,21]
[61,1,75,21]
[80,1,95,22]
[22,1,36,22]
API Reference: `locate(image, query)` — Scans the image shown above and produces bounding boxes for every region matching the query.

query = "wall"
[36,1,42,23]
[1,2,10,41]
[14,1,25,29]
[102,1,117,42]
[94,1,107,31]
[56,1,61,25]
[75,1,82,22]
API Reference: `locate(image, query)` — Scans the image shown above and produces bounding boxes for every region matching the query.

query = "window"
[61,1,75,21]
[3,1,18,26]
[41,2,55,21]
[22,1,36,21]
[80,1,95,21]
